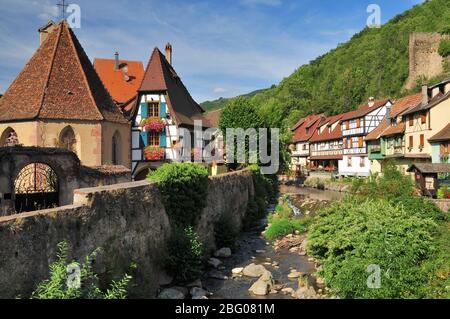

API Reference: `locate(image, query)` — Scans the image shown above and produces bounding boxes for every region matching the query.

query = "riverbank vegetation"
[264,196,314,241]
[307,164,449,299]
[31,242,133,299]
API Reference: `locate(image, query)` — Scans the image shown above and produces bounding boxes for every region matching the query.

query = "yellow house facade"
[403,84,450,165]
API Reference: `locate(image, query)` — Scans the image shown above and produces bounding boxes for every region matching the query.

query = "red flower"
[141,118,166,132]
[144,146,165,161]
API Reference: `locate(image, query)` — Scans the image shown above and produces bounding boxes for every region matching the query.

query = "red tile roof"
[429,123,450,142]
[94,58,144,105]
[366,94,422,141]
[292,114,325,143]
[309,115,343,143]
[0,21,128,124]
[341,99,390,121]
[136,47,205,127]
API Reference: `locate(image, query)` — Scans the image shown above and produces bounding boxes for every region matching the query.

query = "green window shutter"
[160,130,167,147]
[160,102,167,118]
[141,102,148,118]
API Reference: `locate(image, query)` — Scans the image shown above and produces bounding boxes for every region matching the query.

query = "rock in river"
[214,247,232,258]
[243,263,267,278]
[158,288,186,299]
[232,267,244,275]
[248,270,274,296]
[208,258,222,268]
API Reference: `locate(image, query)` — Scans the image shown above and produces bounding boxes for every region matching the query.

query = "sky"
[0,0,425,103]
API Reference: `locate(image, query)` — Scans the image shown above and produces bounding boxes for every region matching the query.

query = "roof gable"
[0,21,127,124]
[138,47,204,126]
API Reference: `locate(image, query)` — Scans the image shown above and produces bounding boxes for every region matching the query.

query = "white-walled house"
[129,44,212,180]
[338,98,391,177]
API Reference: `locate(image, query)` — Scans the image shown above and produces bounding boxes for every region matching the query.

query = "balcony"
[292,149,310,157]
[344,147,367,155]
[370,145,381,153]
[311,150,343,157]
[342,127,364,137]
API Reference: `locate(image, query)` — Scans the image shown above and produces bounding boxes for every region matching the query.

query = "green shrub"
[264,217,312,240]
[215,214,239,250]
[31,242,133,299]
[438,39,450,57]
[308,198,438,298]
[165,227,204,283]
[148,163,209,227]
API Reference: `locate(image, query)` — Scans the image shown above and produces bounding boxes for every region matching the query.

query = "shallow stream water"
[203,186,344,299]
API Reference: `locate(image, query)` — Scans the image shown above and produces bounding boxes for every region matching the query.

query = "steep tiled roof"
[341,99,390,121]
[407,163,450,173]
[292,114,325,143]
[309,114,343,143]
[429,123,450,142]
[402,91,448,116]
[94,58,144,105]
[0,21,127,124]
[137,48,205,127]
[366,94,422,141]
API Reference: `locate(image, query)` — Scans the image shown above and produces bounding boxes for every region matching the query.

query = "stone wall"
[431,199,450,212]
[0,169,254,299]
[405,32,450,90]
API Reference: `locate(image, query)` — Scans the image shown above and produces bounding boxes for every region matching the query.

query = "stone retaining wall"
[0,169,254,299]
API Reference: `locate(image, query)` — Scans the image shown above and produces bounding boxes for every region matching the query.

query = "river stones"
[281,287,295,295]
[190,287,208,299]
[214,247,232,258]
[232,267,244,275]
[208,258,222,268]
[208,270,228,280]
[158,288,186,299]
[243,263,267,278]
[288,269,302,279]
[248,270,274,296]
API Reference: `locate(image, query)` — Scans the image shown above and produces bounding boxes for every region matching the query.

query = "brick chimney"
[165,43,172,65]
[368,97,375,107]
[38,20,57,45]
[114,52,120,70]
[422,85,429,106]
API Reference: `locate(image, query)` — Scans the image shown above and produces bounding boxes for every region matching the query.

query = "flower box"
[144,146,165,161]
[140,118,165,132]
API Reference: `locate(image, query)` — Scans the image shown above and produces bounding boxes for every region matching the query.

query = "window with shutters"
[147,102,160,118]
[358,136,364,148]
[343,138,348,149]
[345,121,350,130]
[409,136,413,149]
[420,113,426,124]
[409,115,414,127]
[356,118,361,128]
[419,134,425,148]
[148,131,160,146]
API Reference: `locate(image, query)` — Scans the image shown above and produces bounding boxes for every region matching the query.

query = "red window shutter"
[420,134,424,147]
[345,121,349,130]
[409,115,414,126]
[421,113,426,124]
[358,137,364,148]
[356,118,361,128]
[409,136,413,148]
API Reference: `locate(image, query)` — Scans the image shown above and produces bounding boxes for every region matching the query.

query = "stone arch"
[59,126,80,155]
[0,148,81,216]
[112,130,121,165]
[0,127,19,147]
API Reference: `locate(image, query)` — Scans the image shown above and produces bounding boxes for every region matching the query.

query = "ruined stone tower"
[404,32,450,90]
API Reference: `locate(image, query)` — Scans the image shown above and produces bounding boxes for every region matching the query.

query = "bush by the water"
[31,242,133,299]
[148,163,209,227]
[264,196,313,240]
[215,214,239,250]
[308,164,449,298]
[308,198,438,298]
[165,227,204,283]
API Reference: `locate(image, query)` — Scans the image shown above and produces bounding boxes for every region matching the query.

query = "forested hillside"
[208,0,450,127]
[201,88,268,112]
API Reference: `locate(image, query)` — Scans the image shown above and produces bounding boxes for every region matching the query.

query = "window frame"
[148,131,160,147]
[147,101,160,118]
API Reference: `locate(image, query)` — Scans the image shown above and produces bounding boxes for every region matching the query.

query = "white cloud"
[213,87,227,94]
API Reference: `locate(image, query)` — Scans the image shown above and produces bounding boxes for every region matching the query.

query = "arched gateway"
[0,147,80,216]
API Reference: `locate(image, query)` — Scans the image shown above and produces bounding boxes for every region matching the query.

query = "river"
[203,185,344,299]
